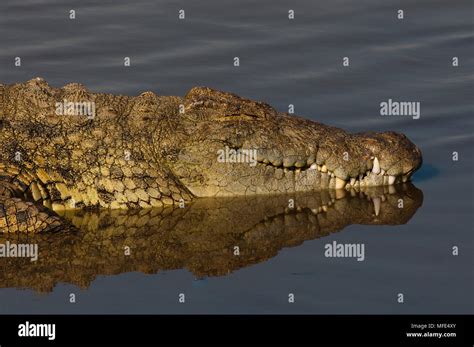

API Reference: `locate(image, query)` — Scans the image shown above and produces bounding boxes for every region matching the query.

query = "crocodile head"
[168,87,423,197]
[0,79,422,215]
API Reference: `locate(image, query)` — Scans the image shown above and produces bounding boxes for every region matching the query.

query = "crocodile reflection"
[0,184,422,292]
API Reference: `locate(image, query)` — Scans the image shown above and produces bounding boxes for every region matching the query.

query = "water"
[0,0,472,314]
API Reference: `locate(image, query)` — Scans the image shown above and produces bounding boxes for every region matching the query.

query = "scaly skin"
[0,184,423,292]
[0,78,422,233]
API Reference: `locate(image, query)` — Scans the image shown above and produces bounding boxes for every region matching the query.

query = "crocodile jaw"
[171,89,422,197]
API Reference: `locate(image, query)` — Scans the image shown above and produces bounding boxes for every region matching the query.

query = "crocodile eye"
[184,87,277,123]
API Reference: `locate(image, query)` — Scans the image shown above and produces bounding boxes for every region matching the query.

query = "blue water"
[0,0,472,314]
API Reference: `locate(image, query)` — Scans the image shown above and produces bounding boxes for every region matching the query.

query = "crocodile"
[0,78,422,233]
[0,184,423,292]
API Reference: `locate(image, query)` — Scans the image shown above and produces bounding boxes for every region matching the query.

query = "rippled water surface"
[0,0,472,313]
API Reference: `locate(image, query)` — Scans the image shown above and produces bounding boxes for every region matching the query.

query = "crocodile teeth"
[350,178,356,186]
[388,175,396,185]
[335,189,345,199]
[372,157,380,174]
[373,197,381,216]
[271,158,283,167]
[335,177,345,189]
[309,163,317,170]
[321,165,328,173]
[283,157,296,168]
[295,160,306,168]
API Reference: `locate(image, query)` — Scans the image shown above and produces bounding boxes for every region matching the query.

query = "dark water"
[0,0,472,314]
